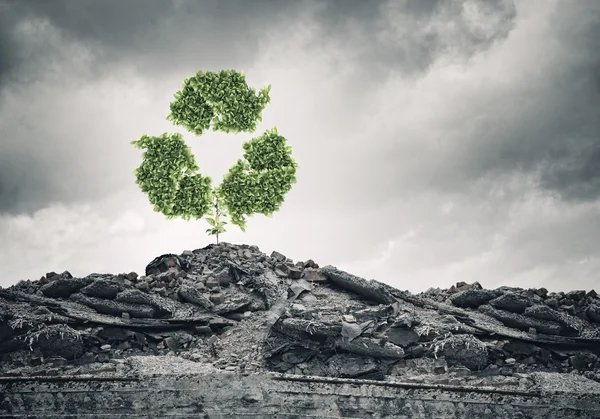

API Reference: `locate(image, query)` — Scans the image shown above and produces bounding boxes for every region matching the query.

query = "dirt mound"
[1,242,599,387]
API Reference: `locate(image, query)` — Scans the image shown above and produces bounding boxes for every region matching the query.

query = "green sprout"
[131,69,298,243]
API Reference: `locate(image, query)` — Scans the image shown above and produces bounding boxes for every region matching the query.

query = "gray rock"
[26,324,84,360]
[565,290,586,301]
[449,289,499,308]
[326,354,380,378]
[115,289,172,317]
[135,281,150,291]
[213,292,252,315]
[287,266,303,279]
[407,344,425,358]
[438,334,488,371]
[270,251,287,262]
[524,305,562,322]
[570,353,598,370]
[304,259,319,269]
[209,293,225,305]
[490,293,534,314]
[502,341,540,356]
[145,253,191,276]
[277,318,342,339]
[40,277,93,298]
[387,327,420,347]
[80,279,122,299]
[70,293,155,318]
[97,327,135,342]
[479,304,563,335]
[321,265,395,304]
[177,285,214,310]
[335,337,405,359]
[215,267,232,287]
[587,305,600,324]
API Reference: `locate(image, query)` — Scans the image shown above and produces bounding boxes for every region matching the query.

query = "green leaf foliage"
[132,69,297,241]
[218,127,298,229]
[167,69,271,136]
[131,133,213,220]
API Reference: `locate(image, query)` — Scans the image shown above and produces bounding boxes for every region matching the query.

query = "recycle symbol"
[131,69,298,237]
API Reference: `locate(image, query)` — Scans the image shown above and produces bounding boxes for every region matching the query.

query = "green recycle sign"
[131,69,298,243]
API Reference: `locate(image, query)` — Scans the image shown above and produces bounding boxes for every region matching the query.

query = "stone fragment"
[155,268,179,283]
[97,353,110,362]
[335,337,405,359]
[489,293,533,314]
[277,318,342,339]
[209,293,225,305]
[115,289,171,317]
[449,289,499,308]
[270,251,287,262]
[565,290,586,301]
[433,358,448,374]
[70,293,155,318]
[304,259,319,269]
[80,279,122,299]
[213,292,252,315]
[215,268,232,287]
[205,277,220,289]
[321,265,395,304]
[303,269,328,283]
[341,321,364,341]
[40,277,93,298]
[194,325,212,334]
[570,353,598,370]
[287,266,303,279]
[242,271,284,310]
[177,285,214,310]
[145,253,191,276]
[437,334,488,371]
[524,304,562,322]
[97,327,135,342]
[408,344,425,358]
[587,305,600,324]
[502,341,540,356]
[135,281,150,291]
[326,354,380,378]
[478,305,563,335]
[387,327,420,348]
[27,324,84,360]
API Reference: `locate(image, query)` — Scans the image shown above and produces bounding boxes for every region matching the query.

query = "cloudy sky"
[1,0,599,293]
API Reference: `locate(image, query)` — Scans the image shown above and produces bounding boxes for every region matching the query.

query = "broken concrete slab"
[321,265,395,304]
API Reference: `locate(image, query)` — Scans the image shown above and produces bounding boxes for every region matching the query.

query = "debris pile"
[1,242,599,388]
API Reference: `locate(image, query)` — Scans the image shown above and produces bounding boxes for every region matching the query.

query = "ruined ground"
[1,242,600,391]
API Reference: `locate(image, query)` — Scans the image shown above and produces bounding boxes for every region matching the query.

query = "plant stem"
[214,189,220,244]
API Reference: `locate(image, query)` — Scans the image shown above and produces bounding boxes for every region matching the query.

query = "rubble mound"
[1,242,600,388]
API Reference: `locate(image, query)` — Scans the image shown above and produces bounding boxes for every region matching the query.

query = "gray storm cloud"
[0,0,520,216]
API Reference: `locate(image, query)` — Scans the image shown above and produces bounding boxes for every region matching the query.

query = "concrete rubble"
[1,242,600,417]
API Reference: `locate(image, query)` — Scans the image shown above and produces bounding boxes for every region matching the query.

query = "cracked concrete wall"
[2,373,600,419]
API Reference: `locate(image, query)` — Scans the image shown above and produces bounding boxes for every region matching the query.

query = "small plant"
[132,69,298,243]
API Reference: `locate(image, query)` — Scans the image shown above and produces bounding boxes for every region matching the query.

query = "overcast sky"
[1,0,599,293]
